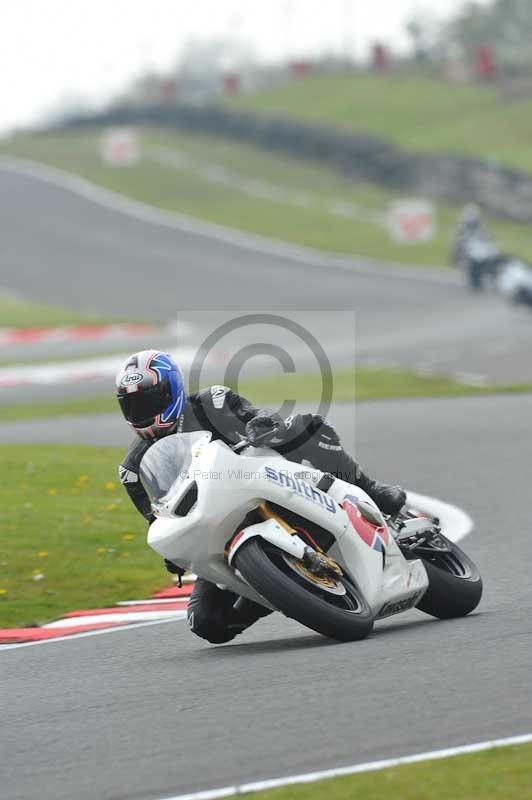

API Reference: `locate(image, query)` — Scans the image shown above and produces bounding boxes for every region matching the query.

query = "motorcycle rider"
[453,204,488,251]
[452,204,502,289]
[116,350,407,644]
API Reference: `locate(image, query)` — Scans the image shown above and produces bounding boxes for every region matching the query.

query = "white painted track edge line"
[117,598,191,606]
[0,616,184,651]
[43,609,187,628]
[0,156,455,285]
[160,733,532,800]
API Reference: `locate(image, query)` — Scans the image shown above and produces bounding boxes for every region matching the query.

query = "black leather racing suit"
[119,386,377,644]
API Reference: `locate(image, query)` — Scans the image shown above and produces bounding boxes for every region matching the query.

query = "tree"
[444,0,532,64]
[405,11,440,62]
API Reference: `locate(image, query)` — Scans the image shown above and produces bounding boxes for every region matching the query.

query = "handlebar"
[232,439,252,454]
[231,427,280,454]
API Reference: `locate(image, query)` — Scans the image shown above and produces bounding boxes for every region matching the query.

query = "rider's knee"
[186,606,237,644]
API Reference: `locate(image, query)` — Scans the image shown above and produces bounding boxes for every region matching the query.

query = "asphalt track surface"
[2,394,532,800]
[3,161,532,401]
[1,164,532,800]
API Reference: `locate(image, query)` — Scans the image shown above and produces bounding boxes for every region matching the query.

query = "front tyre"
[234,539,374,642]
[468,260,485,290]
[416,537,482,619]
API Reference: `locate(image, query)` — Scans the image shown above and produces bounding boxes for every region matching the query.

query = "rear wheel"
[234,538,374,642]
[512,288,527,306]
[415,537,482,619]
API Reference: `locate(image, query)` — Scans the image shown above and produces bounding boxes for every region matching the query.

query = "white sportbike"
[142,431,482,642]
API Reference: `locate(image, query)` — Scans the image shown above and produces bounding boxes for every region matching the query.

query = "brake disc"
[281,553,347,596]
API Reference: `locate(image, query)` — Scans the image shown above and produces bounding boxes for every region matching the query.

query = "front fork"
[227,502,343,581]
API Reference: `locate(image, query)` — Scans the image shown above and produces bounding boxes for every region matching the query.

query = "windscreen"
[139,431,210,505]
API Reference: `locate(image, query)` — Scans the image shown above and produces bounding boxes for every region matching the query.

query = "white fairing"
[144,434,428,620]
[466,238,498,261]
[497,259,532,301]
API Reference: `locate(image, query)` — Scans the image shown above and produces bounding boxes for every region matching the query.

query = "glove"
[245,411,287,446]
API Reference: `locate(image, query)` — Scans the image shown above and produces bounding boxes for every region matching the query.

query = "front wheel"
[468,260,485,290]
[233,539,374,642]
[415,537,483,619]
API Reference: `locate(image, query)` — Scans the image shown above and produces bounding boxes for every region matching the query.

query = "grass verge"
[247,742,532,800]
[3,367,529,425]
[230,70,532,175]
[3,127,532,267]
[0,395,119,423]
[0,292,111,328]
[0,445,161,627]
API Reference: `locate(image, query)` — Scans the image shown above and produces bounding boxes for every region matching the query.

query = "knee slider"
[187,607,237,644]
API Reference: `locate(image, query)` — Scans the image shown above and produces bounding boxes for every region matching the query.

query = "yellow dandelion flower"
[96,547,107,554]
[38,551,49,558]
[106,504,117,512]
[105,481,117,490]
[121,533,135,541]
[0,588,7,596]
[47,488,57,496]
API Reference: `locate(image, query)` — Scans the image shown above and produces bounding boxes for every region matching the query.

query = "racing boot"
[356,471,407,516]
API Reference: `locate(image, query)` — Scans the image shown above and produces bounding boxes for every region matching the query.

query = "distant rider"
[452,204,502,288]
[116,350,406,644]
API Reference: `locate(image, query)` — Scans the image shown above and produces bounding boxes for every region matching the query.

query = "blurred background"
[3,0,532,403]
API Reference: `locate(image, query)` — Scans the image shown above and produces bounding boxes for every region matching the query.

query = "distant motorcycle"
[141,431,482,643]
[453,235,504,290]
[497,257,532,307]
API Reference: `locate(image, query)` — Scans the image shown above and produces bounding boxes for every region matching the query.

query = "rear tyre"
[513,288,527,306]
[416,537,482,619]
[234,539,374,642]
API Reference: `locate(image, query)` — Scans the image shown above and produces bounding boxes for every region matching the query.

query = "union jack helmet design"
[116,350,188,440]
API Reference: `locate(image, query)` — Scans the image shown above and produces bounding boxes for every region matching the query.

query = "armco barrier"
[58,104,532,223]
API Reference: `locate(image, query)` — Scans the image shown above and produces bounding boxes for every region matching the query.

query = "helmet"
[116,350,188,440]
[461,204,482,229]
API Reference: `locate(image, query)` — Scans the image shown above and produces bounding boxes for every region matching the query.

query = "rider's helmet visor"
[118,379,172,427]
